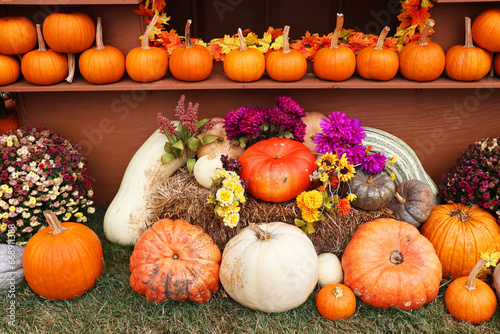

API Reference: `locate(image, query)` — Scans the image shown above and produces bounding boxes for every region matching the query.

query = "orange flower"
[337,198,351,216]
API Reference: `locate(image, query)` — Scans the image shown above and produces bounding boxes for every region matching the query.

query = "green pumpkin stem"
[330,13,344,49]
[282,25,291,54]
[237,28,248,52]
[43,210,69,236]
[185,19,194,49]
[419,21,434,47]
[375,26,390,50]
[249,223,272,241]
[465,258,488,291]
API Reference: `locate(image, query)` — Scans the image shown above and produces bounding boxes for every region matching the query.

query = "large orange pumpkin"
[0,54,21,86]
[342,218,442,310]
[471,8,500,52]
[0,16,36,55]
[420,203,500,279]
[22,211,104,300]
[239,137,316,203]
[129,218,221,303]
[223,28,265,82]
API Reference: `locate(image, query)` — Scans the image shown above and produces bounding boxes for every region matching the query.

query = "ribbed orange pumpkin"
[399,21,445,81]
[316,284,356,321]
[126,15,169,83]
[313,13,356,81]
[0,54,21,86]
[471,8,500,52]
[129,218,221,303]
[223,28,265,82]
[420,204,500,279]
[21,24,68,86]
[22,211,104,300]
[0,16,37,55]
[266,25,307,82]
[169,19,213,82]
[445,17,491,82]
[356,27,399,81]
[342,218,442,310]
[79,17,125,84]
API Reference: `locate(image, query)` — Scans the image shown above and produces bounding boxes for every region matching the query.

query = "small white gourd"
[0,244,24,293]
[193,151,223,188]
[317,252,343,287]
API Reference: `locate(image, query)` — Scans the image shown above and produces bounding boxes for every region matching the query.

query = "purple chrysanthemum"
[336,144,367,166]
[360,152,387,175]
[313,111,366,154]
[274,95,306,117]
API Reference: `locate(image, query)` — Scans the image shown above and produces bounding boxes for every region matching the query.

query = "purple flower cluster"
[440,137,500,222]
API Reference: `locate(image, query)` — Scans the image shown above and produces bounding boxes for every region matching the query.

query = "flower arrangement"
[0,126,95,245]
[440,137,500,223]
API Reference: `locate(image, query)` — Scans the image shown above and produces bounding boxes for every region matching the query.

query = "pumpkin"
[169,19,213,82]
[342,218,442,310]
[0,244,24,293]
[21,24,68,86]
[316,284,356,321]
[317,253,343,287]
[399,21,445,81]
[79,17,125,84]
[313,13,356,82]
[349,169,395,211]
[219,222,319,313]
[495,52,500,77]
[129,218,221,303]
[239,137,316,202]
[193,151,223,189]
[22,211,104,300]
[0,16,36,55]
[471,8,500,52]
[126,15,169,83]
[388,179,434,228]
[0,93,19,134]
[195,117,245,159]
[43,12,96,83]
[493,264,500,299]
[356,26,399,81]
[0,54,20,86]
[302,111,327,154]
[445,258,497,324]
[266,25,307,82]
[445,17,491,82]
[223,28,265,82]
[420,204,500,279]
[104,126,183,245]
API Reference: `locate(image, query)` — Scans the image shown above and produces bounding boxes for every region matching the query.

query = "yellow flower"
[301,207,320,223]
[390,173,396,180]
[337,154,355,182]
[9,206,15,212]
[216,188,234,206]
[319,172,329,183]
[223,212,240,228]
[0,223,7,232]
[7,141,13,147]
[297,190,323,210]
[390,156,397,165]
[75,212,83,218]
[346,193,357,202]
[2,212,9,219]
[317,153,338,171]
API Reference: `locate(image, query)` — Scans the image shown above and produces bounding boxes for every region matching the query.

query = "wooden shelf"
[0,0,141,4]
[434,0,500,2]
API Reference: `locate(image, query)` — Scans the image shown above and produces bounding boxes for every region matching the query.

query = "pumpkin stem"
[464,17,474,48]
[142,14,160,50]
[330,13,344,49]
[389,249,404,265]
[394,191,405,204]
[450,206,471,222]
[237,28,248,52]
[374,26,390,51]
[66,53,75,83]
[282,25,291,54]
[465,258,488,291]
[366,174,373,184]
[185,19,194,49]
[249,223,272,241]
[332,285,344,298]
[418,21,434,47]
[35,24,47,52]
[43,210,69,236]
[95,17,105,51]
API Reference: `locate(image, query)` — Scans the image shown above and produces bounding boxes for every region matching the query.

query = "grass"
[1,206,499,334]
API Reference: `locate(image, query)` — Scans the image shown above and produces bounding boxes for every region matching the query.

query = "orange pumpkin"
[22,211,104,300]
[316,284,356,321]
[471,8,500,52]
[0,16,36,55]
[129,218,221,303]
[356,26,399,81]
[420,203,500,279]
[445,17,491,82]
[169,19,213,82]
[126,15,169,83]
[223,28,265,82]
[21,24,68,86]
[195,117,245,159]
[302,111,327,154]
[266,25,307,82]
[313,13,356,82]
[0,54,21,86]
[342,218,442,310]
[399,21,445,81]
[79,17,125,84]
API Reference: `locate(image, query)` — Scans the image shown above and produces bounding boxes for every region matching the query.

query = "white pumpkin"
[0,244,24,293]
[193,152,223,188]
[219,222,319,313]
[317,253,343,287]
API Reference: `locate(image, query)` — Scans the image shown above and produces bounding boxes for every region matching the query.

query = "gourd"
[356,26,399,81]
[79,17,125,84]
[43,12,96,83]
[445,258,497,324]
[471,8,500,52]
[239,137,316,202]
[169,19,213,82]
[0,244,24,293]
[349,169,395,211]
[129,218,221,303]
[193,151,223,189]
[0,16,36,55]
[219,222,319,313]
[316,284,356,321]
[388,179,434,228]
[0,54,20,86]
[420,203,500,279]
[399,22,445,81]
[21,24,68,86]
[223,28,265,82]
[195,117,245,159]
[22,211,104,300]
[103,126,183,245]
[302,111,327,154]
[342,218,442,310]
[126,15,169,83]
[313,13,356,82]
[445,17,491,82]
[317,253,343,287]
[266,25,307,82]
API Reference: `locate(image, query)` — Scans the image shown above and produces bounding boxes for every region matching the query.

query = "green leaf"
[161,150,177,164]
[196,118,210,129]
[186,157,196,173]
[167,133,178,144]
[187,137,201,152]
[172,140,185,151]
[201,134,220,145]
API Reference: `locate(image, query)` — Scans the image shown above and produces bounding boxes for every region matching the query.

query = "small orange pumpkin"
[0,54,21,86]
[223,28,265,82]
[266,25,307,82]
[316,284,356,321]
[0,16,37,55]
[169,19,213,82]
[471,8,500,52]
[195,117,245,159]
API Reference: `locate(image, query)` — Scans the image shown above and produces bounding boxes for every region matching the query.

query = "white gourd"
[193,152,223,188]
[317,253,343,287]
[0,244,24,293]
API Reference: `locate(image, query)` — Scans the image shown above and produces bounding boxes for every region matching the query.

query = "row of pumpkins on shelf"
[2,9,500,87]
